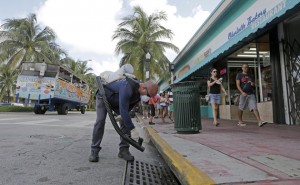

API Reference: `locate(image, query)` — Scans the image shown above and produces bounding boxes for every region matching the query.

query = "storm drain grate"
[123,160,180,185]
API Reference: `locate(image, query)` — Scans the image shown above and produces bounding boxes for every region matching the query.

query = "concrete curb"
[144,126,216,185]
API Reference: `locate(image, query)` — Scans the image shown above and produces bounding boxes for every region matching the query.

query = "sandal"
[213,122,220,127]
[237,122,246,126]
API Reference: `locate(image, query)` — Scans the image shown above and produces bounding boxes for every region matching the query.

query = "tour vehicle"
[16,62,90,115]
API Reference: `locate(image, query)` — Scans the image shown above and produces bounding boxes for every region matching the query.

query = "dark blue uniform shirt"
[98,79,140,130]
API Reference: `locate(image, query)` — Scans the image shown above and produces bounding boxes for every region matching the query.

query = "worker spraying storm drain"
[89,64,158,162]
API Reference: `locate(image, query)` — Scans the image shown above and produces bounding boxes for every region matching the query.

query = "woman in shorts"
[207,68,227,126]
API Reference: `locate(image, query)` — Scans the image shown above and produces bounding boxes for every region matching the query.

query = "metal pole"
[145,53,151,81]
[145,59,150,80]
[27,94,30,104]
[16,93,19,103]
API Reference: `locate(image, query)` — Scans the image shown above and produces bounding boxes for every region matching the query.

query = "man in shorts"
[236,64,267,127]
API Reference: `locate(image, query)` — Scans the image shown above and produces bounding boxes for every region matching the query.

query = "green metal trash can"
[171,81,201,133]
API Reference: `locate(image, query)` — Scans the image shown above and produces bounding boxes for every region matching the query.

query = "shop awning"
[173,0,300,84]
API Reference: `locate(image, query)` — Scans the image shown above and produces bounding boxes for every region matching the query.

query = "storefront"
[159,0,300,125]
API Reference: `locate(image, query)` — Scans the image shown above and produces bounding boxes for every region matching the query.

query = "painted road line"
[0,118,25,121]
[0,119,60,125]
[145,126,216,185]
[0,119,91,128]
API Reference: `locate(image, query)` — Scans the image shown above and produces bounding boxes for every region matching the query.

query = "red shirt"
[148,94,159,105]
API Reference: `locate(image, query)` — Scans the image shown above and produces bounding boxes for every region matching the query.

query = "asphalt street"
[0,111,168,185]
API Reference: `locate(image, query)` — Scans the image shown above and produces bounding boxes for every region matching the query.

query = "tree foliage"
[0,13,66,69]
[112,6,179,81]
[0,65,19,101]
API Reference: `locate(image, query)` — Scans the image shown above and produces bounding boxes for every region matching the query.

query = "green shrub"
[86,109,96,111]
[0,106,34,112]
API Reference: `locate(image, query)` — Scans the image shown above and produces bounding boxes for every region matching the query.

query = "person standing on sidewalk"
[156,92,162,118]
[167,91,174,122]
[236,64,267,127]
[89,79,158,162]
[207,68,227,126]
[159,92,167,124]
[148,94,159,125]
[141,100,149,119]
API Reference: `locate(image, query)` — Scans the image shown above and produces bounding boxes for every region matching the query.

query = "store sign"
[251,0,286,29]
[175,48,211,78]
[220,68,227,75]
[192,48,211,66]
[228,23,247,40]
[227,0,286,40]
[228,8,267,40]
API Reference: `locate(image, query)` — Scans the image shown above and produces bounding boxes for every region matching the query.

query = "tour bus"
[16,62,90,115]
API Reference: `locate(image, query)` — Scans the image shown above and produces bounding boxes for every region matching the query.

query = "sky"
[0,0,221,75]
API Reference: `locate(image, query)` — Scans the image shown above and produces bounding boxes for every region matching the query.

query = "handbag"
[205,94,210,102]
[233,93,240,106]
[205,82,210,102]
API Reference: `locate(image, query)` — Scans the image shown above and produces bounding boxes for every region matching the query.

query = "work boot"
[118,148,134,161]
[89,150,99,162]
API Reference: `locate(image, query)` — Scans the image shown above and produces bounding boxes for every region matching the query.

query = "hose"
[96,76,145,152]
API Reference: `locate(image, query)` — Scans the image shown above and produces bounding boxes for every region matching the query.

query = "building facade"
[159,0,300,125]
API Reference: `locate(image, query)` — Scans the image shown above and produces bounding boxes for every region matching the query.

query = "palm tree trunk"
[7,90,10,103]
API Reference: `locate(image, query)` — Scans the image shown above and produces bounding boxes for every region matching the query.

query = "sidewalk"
[138,116,300,185]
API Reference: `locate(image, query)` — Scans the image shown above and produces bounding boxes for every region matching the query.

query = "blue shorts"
[209,94,221,104]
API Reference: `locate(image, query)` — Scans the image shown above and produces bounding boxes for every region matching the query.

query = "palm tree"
[0,13,66,69]
[112,6,179,81]
[76,60,93,79]
[0,65,19,102]
[61,57,78,73]
[84,73,97,110]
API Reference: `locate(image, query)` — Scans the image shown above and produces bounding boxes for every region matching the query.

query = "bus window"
[58,67,71,82]
[81,83,89,91]
[20,63,59,77]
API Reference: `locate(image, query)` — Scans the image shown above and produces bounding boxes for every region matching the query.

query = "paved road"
[0,111,166,185]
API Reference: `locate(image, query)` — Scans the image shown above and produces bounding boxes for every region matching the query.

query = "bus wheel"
[34,105,40,114]
[61,103,68,115]
[80,106,86,114]
[57,104,68,115]
[39,106,47,114]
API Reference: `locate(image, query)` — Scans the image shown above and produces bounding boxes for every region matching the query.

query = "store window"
[257,34,272,102]
[226,33,271,104]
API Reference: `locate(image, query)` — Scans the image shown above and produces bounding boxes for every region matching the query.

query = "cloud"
[129,0,210,61]
[88,58,120,76]
[36,0,211,75]
[37,0,122,55]
[37,0,123,74]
